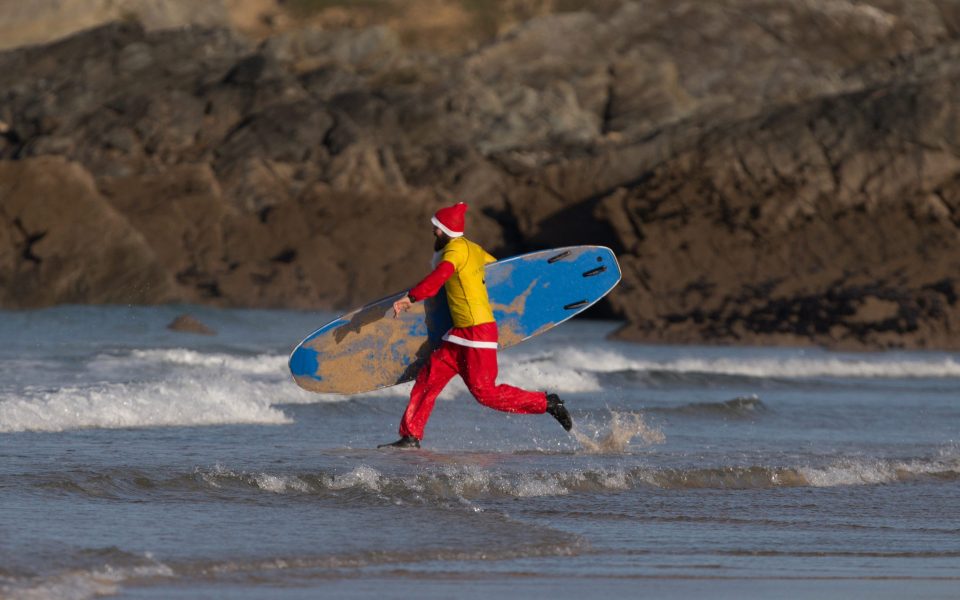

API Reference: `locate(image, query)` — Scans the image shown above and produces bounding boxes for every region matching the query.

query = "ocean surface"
[1,306,958,599]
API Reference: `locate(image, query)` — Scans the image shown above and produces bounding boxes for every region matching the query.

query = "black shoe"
[377,435,420,449]
[546,393,573,431]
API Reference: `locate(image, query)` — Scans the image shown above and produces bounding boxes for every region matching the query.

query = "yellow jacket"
[408,237,497,328]
[441,238,497,327]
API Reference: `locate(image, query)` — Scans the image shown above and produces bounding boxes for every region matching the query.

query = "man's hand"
[393,296,413,318]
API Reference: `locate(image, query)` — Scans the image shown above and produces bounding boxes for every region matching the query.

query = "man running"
[379,202,572,448]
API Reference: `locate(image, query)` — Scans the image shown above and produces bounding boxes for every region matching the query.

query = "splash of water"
[572,411,665,454]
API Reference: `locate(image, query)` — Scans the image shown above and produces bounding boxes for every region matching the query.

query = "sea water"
[0,306,958,599]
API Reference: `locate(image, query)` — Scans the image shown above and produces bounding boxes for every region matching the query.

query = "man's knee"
[468,383,499,406]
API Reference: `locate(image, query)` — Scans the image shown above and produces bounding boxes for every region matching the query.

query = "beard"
[434,234,450,252]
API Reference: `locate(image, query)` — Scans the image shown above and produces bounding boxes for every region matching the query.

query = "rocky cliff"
[2,0,960,349]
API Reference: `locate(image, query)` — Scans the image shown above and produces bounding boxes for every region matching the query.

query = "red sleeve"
[408,261,455,302]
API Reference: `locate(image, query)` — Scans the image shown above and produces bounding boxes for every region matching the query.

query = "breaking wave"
[0,376,298,433]
[0,550,172,600]
[644,455,960,490]
[8,340,960,434]
[29,451,960,507]
[655,396,768,417]
[89,349,288,377]
[522,347,960,380]
[0,351,603,433]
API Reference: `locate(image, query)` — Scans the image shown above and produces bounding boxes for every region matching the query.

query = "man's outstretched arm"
[393,260,455,317]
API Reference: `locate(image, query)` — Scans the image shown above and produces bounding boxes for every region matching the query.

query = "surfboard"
[289,245,621,394]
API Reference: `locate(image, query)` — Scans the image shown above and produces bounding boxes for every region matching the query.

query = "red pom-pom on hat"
[431,202,467,237]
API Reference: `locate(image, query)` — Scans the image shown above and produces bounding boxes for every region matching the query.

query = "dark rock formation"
[0,156,174,306]
[167,314,216,335]
[599,77,960,349]
[2,1,960,349]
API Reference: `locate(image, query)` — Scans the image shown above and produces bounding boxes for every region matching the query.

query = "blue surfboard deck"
[289,245,621,394]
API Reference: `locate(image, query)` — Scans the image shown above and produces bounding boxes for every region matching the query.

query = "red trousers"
[399,337,548,440]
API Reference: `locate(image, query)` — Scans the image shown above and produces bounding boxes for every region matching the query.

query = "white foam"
[90,349,287,376]
[253,473,310,494]
[0,559,173,600]
[202,464,632,500]
[799,456,960,487]
[178,456,960,501]
[0,375,301,433]
[532,347,639,373]
[15,342,956,435]
[650,356,960,379]
[499,357,600,392]
[427,465,564,498]
[188,448,960,500]
[528,347,960,379]
[194,465,312,494]
[327,465,383,491]
[508,476,570,498]
[126,344,960,384]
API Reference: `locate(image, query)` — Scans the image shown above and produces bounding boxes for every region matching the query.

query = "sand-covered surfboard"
[289,246,621,394]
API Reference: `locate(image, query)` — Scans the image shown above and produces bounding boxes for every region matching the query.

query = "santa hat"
[431,202,467,238]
